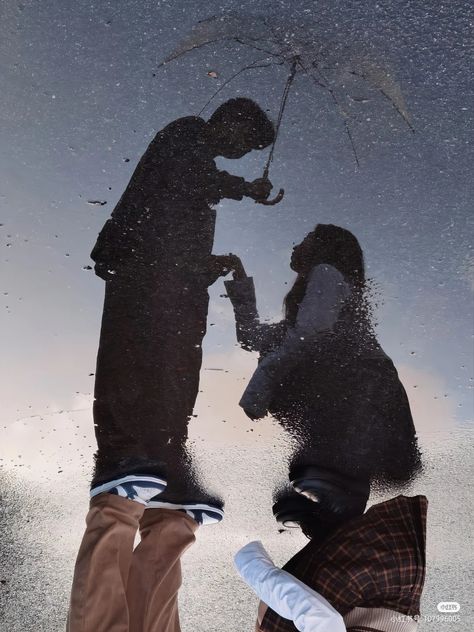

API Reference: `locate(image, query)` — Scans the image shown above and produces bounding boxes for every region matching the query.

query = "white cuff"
[234,541,346,632]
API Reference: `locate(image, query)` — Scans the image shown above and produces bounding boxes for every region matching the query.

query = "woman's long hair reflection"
[285,224,365,324]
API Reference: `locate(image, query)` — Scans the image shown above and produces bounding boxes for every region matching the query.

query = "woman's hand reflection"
[213,253,247,280]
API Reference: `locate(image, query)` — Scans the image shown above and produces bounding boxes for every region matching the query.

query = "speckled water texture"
[1,0,473,630]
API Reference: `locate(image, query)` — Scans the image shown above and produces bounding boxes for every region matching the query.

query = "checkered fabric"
[260,495,427,632]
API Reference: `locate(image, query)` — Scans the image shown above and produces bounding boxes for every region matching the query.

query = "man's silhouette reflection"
[224,224,422,491]
[67,100,275,632]
[90,98,275,500]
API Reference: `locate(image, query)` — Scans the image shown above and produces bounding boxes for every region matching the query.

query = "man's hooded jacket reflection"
[90,98,274,494]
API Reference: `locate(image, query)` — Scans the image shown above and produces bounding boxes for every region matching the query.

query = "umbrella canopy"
[160,13,414,188]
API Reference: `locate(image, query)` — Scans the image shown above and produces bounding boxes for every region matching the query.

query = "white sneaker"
[90,474,167,506]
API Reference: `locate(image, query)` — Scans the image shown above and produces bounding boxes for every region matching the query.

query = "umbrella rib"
[158,38,225,68]
[299,59,360,167]
[348,70,415,133]
[159,36,282,71]
[232,37,283,59]
[297,59,327,89]
[263,59,298,177]
[198,58,285,116]
[261,17,294,59]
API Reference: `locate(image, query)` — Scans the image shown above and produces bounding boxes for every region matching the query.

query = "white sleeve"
[234,541,346,632]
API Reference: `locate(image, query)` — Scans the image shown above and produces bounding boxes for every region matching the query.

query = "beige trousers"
[67,493,198,632]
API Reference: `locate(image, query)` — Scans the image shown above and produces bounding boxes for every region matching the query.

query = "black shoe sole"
[272,495,321,527]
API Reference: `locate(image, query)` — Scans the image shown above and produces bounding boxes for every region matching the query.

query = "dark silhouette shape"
[224,225,422,489]
[90,98,275,501]
[273,467,370,537]
[91,98,274,278]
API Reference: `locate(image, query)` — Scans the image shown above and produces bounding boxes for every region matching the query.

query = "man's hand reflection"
[214,253,247,280]
[245,177,273,201]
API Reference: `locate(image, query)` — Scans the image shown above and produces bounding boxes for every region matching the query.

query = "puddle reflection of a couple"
[66,99,426,632]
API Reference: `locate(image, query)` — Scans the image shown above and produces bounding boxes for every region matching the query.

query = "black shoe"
[290,466,370,516]
[273,494,319,528]
[272,494,345,542]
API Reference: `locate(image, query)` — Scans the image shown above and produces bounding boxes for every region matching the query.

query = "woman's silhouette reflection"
[225,224,422,492]
[226,225,425,631]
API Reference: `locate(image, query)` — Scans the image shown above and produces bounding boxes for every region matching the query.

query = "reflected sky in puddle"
[1,0,473,630]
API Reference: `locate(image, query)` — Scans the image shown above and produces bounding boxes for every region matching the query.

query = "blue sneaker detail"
[146,500,224,525]
[90,474,167,505]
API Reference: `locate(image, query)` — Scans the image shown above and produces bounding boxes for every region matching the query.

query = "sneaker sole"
[90,474,167,498]
[146,500,224,524]
[146,500,224,514]
[272,497,320,527]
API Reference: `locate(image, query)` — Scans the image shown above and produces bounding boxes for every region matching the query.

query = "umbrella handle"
[255,188,285,206]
